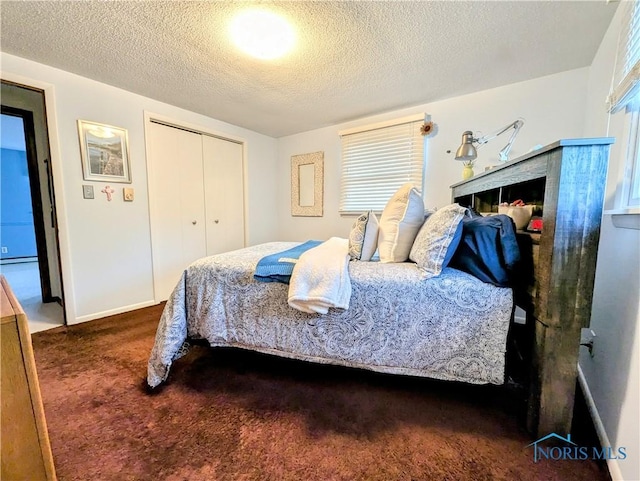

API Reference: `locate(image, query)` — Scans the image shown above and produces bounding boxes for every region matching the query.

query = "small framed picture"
[78,120,131,183]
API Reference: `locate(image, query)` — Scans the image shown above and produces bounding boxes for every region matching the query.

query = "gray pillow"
[409,203,468,278]
[348,211,379,261]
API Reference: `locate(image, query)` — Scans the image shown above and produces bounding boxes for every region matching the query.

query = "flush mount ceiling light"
[230,9,295,60]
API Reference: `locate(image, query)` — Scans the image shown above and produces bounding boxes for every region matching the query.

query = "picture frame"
[291,151,324,217]
[78,120,131,183]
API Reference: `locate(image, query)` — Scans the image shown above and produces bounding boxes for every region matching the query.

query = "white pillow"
[378,183,425,263]
[348,211,379,261]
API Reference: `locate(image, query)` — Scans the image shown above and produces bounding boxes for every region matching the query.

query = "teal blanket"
[253,240,322,284]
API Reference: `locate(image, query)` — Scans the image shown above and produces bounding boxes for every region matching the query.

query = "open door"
[1,106,53,301]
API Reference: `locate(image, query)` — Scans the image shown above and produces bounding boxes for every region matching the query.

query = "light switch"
[123,187,134,202]
[82,185,94,199]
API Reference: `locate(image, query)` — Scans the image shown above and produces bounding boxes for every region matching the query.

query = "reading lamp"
[455,119,525,163]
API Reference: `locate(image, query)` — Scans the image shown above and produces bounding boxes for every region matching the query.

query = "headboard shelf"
[451,137,614,437]
[456,178,546,215]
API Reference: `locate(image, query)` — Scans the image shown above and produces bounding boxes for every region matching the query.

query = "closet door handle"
[192,220,197,225]
[214,219,219,224]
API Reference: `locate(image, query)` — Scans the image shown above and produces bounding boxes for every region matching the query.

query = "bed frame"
[451,138,614,437]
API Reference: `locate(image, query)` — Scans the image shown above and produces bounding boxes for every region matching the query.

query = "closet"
[147,121,245,301]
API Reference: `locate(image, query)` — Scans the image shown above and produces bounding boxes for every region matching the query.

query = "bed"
[148,139,612,438]
[147,240,514,388]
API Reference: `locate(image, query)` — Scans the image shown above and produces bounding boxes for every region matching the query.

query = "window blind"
[339,118,424,215]
[608,0,640,113]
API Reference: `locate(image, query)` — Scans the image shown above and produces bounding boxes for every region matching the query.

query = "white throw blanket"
[288,237,351,314]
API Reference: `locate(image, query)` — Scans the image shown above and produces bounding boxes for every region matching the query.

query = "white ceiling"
[0,1,618,138]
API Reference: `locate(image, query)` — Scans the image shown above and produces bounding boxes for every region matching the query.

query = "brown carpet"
[31,304,610,481]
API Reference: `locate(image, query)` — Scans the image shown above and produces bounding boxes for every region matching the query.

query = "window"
[608,0,640,209]
[624,110,640,207]
[339,114,425,215]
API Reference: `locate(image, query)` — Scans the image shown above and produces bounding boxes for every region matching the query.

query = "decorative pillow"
[348,211,379,261]
[378,183,425,263]
[409,203,468,277]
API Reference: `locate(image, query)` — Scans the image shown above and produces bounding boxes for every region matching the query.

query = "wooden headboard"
[451,138,614,437]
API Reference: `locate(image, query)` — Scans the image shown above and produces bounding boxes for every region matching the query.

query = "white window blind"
[339,117,425,215]
[608,0,640,113]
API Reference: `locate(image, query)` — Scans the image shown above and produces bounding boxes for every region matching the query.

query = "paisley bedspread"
[147,242,513,388]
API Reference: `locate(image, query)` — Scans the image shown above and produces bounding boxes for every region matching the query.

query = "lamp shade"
[455,131,477,161]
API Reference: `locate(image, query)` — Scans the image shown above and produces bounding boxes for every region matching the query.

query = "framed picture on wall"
[78,120,131,183]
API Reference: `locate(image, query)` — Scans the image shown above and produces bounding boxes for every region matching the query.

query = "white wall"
[1,53,279,324]
[276,69,589,241]
[580,5,640,481]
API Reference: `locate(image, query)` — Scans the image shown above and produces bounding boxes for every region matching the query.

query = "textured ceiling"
[0,1,618,138]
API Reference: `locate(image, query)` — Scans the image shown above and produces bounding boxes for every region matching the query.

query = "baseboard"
[70,300,158,325]
[577,364,624,481]
[0,257,38,264]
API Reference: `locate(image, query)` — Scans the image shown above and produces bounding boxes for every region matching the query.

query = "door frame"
[1,105,53,301]
[1,72,75,324]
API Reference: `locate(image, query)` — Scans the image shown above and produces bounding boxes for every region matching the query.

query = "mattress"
[148,242,513,387]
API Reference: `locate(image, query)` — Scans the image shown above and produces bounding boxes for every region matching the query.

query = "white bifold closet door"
[147,122,245,301]
[202,135,245,255]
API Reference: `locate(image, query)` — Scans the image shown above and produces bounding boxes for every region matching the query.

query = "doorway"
[0,81,65,332]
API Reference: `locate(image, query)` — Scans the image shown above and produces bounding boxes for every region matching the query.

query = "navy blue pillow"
[449,214,520,287]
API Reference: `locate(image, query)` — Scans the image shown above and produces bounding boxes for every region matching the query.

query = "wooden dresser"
[451,138,614,437]
[1,275,56,480]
